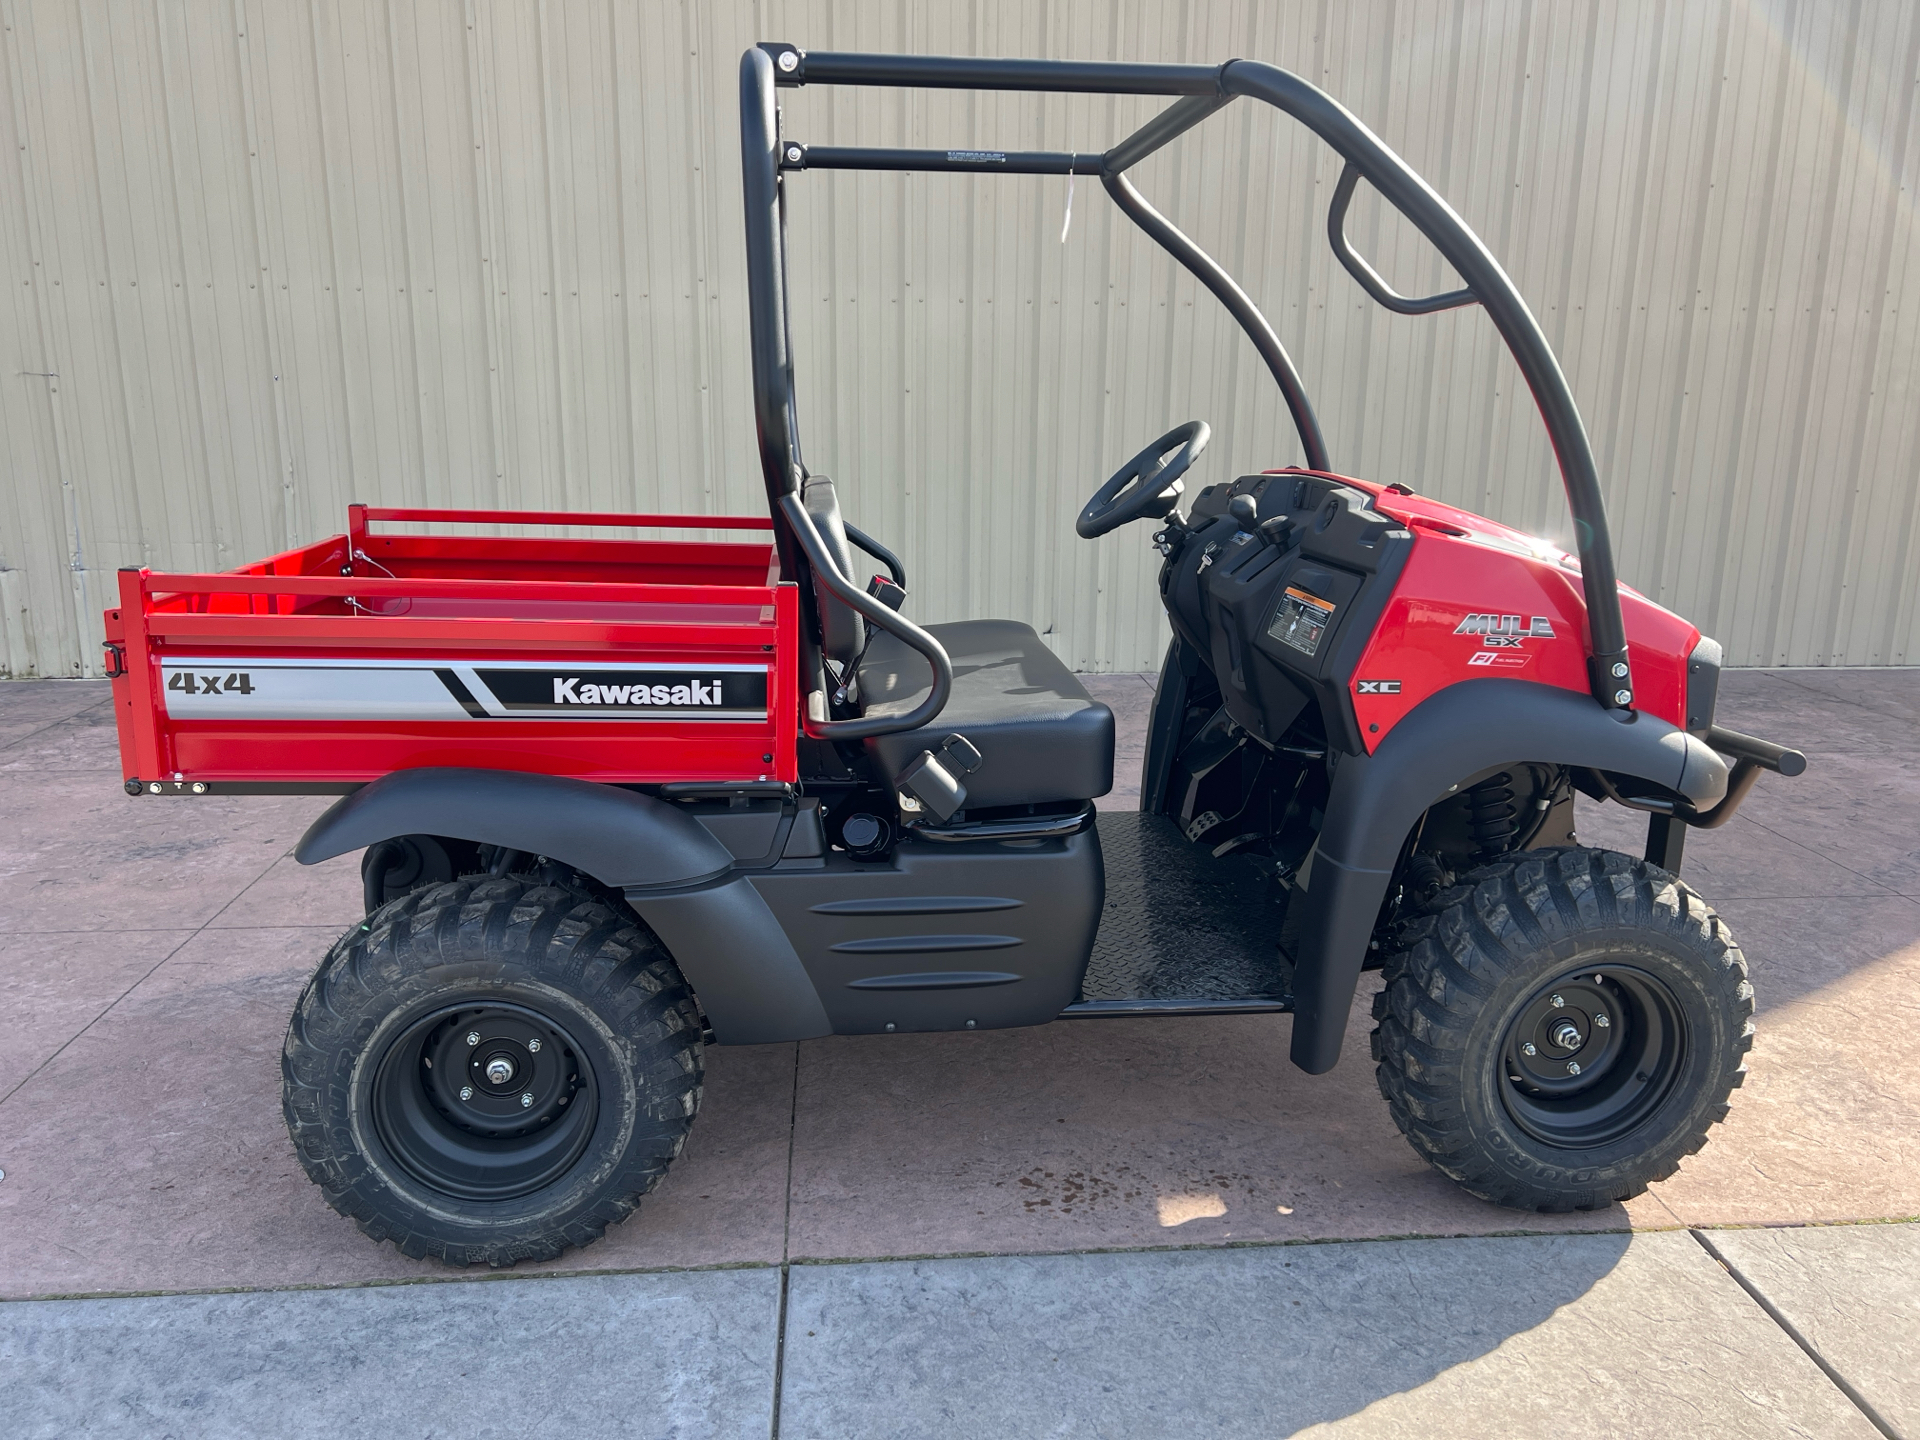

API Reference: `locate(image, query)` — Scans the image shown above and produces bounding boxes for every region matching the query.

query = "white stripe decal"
[159,659,770,722]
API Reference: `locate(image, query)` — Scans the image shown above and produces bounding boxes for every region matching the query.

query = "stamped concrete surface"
[0,670,1916,1435]
[1,1268,781,1440]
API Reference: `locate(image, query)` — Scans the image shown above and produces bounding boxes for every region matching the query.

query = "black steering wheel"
[1075,420,1212,538]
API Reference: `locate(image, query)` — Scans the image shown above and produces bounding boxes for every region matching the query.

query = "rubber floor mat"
[1080,811,1294,1003]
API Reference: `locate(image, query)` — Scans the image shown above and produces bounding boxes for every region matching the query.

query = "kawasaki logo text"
[553,678,723,706]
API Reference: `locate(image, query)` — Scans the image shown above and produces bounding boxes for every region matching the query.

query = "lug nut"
[1567,1061,1582,1076]
[1595,1014,1611,1028]
[520,1092,534,1108]
[1549,994,1565,1008]
[1522,1042,1537,1056]
[459,1085,474,1100]
[527,1038,541,1053]
[466,1031,480,1047]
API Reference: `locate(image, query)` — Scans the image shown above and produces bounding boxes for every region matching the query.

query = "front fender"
[1288,681,1730,1074]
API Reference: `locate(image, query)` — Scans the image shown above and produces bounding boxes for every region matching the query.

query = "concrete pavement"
[1,668,1916,1435]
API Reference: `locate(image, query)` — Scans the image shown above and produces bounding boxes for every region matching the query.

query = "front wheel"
[1370,846,1752,1212]
[282,876,703,1266]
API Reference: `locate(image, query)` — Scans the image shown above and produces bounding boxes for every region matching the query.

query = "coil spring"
[1467,771,1520,858]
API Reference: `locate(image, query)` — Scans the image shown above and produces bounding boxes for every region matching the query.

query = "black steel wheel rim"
[370,1001,600,1201]
[1498,965,1688,1149]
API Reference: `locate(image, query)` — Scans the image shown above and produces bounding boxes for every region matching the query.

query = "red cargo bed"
[104,505,801,794]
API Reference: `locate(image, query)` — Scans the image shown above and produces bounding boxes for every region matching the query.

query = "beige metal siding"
[3,0,1916,677]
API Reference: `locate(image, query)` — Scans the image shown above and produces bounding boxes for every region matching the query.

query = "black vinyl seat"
[855,619,1115,810]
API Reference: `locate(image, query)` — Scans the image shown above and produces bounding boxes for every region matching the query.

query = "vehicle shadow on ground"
[780,1232,1670,1437]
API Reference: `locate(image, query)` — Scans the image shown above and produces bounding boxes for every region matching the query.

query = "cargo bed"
[104,505,800,795]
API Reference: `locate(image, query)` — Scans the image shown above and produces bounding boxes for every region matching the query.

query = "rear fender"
[295,768,832,1043]
[1288,680,1729,1075]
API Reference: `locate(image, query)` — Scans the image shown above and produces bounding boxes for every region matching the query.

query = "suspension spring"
[1467,771,1520,858]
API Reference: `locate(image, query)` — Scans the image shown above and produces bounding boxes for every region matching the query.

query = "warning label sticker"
[1268,586,1337,658]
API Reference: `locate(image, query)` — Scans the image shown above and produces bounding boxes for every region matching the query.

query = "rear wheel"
[1370,846,1752,1211]
[282,876,703,1266]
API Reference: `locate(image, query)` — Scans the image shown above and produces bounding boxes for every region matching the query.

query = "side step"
[1068,811,1295,1016]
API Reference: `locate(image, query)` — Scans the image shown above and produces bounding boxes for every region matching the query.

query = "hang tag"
[1061,161,1076,243]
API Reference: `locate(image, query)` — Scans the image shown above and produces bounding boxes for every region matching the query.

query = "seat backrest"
[801,474,863,665]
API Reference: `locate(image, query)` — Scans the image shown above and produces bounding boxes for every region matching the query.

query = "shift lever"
[1227,493,1296,549]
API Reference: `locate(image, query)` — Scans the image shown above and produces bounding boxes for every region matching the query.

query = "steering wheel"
[1075,420,1212,538]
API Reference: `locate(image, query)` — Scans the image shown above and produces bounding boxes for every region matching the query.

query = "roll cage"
[738,43,1638,723]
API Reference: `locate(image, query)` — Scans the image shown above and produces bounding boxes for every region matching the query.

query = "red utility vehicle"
[107,45,1803,1266]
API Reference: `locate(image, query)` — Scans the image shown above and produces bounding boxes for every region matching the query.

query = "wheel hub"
[370,1001,599,1200]
[1499,965,1687,1149]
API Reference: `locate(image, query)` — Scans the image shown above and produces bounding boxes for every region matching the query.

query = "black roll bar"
[743,44,1638,713]
[1102,170,1330,473]
[785,144,1103,175]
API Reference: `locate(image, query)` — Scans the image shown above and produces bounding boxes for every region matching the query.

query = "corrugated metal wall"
[4,0,1917,677]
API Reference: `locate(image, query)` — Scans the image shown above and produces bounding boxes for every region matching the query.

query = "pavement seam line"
[2,1222,1696,1305]
[0,842,296,1111]
[1732,810,1915,903]
[1689,1228,1906,1440]
[198,843,303,927]
[0,693,113,757]
[1770,670,1920,733]
[769,1041,802,1438]
[14,1220,1918,1307]
[769,1265,792,1440]
[0,930,204,1112]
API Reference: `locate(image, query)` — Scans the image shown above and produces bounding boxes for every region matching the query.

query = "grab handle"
[777,493,953,740]
[1327,164,1477,316]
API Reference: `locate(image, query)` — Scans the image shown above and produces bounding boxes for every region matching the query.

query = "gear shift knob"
[1228,494,1259,531]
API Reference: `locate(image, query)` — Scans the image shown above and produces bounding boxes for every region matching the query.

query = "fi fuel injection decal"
[158,658,769,722]
[1452,613,1557,671]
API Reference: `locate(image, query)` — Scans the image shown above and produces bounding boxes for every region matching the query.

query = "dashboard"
[1160,472,1412,755]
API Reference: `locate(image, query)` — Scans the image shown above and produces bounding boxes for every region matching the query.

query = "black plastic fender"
[294,768,833,1044]
[1288,681,1731,1075]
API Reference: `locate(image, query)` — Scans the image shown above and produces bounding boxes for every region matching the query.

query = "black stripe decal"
[829,934,1023,954]
[810,896,1023,916]
[845,971,1024,990]
[435,669,490,718]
